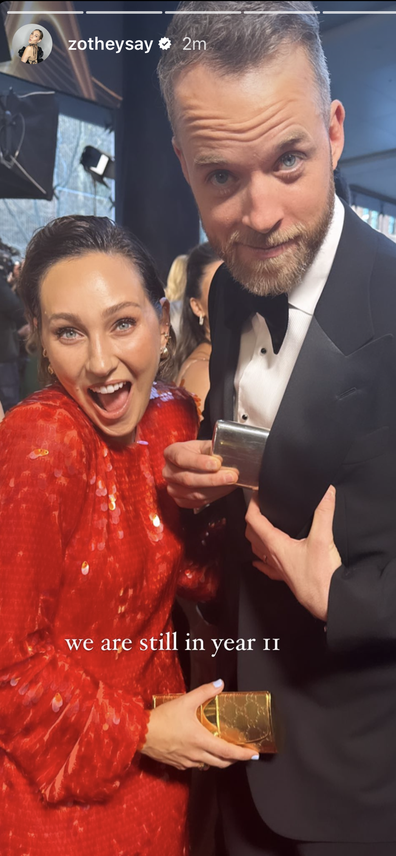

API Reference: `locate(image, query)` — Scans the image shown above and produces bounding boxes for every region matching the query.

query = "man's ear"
[329,100,345,171]
[172,137,191,186]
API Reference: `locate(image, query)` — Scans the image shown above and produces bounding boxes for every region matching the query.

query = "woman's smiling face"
[40,252,169,444]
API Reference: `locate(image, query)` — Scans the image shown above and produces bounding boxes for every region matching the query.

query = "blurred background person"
[7,260,22,289]
[7,260,32,395]
[165,253,188,338]
[0,254,26,413]
[176,243,221,414]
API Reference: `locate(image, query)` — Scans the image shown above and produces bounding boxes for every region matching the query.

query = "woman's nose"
[86,338,117,377]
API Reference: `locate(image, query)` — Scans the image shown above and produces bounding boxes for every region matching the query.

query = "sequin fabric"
[0,382,218,856]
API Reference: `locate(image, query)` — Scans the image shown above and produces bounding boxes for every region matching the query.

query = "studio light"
[80,145,115,186]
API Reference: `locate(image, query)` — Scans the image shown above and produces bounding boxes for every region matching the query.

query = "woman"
[0,217,254,856]
[176,243,222,413]
[18,29,44,64]
[165,253,188,338]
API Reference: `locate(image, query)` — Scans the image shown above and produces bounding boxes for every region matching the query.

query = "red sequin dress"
[0,382,217,856]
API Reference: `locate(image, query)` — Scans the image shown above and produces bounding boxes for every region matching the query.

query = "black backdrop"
[115,1,199,281]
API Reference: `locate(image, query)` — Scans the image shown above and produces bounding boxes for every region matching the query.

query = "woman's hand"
[140,680,259,770]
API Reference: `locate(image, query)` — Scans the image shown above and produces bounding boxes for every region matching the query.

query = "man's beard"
[202,178,335,297]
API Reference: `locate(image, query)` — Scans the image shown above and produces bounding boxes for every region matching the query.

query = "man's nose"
[86,336,117,377]
[240,174,284,234]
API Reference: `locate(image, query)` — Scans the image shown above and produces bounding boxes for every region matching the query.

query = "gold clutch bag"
[152,691,279,753]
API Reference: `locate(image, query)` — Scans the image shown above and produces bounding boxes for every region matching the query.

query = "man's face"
[173,46,345,296]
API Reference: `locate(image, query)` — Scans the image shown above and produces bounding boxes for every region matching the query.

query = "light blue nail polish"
[212,679,223,688]
[251,754,260,761]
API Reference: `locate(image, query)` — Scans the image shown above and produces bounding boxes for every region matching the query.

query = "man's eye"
[210,171,231,187]
[278,153,300,170]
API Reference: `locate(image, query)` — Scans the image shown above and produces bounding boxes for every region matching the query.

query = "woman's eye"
[115,317,137,331]
[56,327,79,340]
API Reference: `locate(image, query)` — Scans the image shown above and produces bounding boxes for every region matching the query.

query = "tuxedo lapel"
[257,202,392,537]
[206,322,239,424]
[207,266,245,424]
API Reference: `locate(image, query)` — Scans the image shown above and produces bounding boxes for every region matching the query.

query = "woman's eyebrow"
[48,302,141,325]
[48,312,81,324]
[102,301,141,319]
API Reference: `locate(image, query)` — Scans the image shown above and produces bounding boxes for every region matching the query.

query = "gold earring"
[160,332,170,359]
[43,348,55,375]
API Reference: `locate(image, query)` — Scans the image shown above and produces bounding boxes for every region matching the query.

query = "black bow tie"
[224,276,289,354]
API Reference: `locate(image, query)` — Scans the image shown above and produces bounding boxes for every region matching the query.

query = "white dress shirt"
[234,195,345,431]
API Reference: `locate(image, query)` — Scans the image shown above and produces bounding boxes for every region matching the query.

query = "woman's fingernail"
[225,472,237,484]
[212,679,223,688]
[251,754,260,761]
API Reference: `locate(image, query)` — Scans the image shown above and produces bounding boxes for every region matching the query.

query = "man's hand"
[163,439,238,508]
[245,486,341,621]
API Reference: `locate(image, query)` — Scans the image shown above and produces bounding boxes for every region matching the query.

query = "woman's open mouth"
[88,381,132,418]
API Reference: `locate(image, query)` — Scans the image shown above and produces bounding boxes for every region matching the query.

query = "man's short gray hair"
[158,1,331,133]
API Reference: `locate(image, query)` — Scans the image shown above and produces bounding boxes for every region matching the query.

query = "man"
[158,3,396,854]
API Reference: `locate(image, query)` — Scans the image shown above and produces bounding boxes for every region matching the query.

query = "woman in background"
[165,253,188,338]
[176,243,222,414]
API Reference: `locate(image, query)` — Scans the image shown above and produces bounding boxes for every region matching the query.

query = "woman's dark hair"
[175,242,220,371]
[17,215,176,383]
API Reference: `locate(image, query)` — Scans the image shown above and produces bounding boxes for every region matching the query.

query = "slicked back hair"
[157,1,331,134]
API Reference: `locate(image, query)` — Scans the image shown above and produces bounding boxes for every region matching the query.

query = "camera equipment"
[0,87,58,199]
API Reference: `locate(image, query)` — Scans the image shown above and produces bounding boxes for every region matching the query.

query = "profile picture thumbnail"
[12,24,53,65]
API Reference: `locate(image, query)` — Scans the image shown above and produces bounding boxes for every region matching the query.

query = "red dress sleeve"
[148,383,224,603]
[0,399,149,805]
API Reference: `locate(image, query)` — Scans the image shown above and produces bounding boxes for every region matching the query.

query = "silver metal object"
[212,420,270,490]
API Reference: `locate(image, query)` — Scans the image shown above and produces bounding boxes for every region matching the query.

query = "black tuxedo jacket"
[201,201,396,842]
